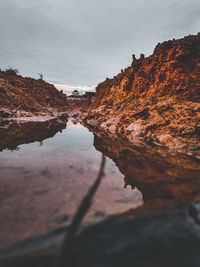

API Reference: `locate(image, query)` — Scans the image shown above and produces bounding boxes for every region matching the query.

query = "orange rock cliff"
[93,34,200,108]
[82,34,200,157]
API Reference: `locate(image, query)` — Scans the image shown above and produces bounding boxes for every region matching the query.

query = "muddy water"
[0,119,143,252]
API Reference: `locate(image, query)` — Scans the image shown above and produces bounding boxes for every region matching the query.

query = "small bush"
[38,73,44,80]
[5,68,19,75]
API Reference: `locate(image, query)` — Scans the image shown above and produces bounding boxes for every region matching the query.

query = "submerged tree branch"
[56,154,106,267]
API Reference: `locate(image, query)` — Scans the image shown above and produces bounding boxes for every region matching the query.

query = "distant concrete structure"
[68,90,81,100]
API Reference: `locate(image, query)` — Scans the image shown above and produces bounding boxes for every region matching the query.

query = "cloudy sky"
[0,0,200,93]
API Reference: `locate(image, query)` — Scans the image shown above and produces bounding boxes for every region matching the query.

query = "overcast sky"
[0,0,200,93]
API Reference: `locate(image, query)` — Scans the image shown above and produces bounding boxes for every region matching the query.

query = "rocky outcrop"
[68,98,94,111]
[82,97,200,158]
[0,71,67,113]
[60,202,200,267]
[93,34,200,107]
[81,34,200,156]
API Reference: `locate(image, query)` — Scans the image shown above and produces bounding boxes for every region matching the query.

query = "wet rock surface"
[81,97,200,158]
[65,202,200,267]
[2,203,200,267]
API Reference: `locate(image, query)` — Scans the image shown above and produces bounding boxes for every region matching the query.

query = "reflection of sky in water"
[0,120,143,250]
[15,121,96,155]
[44,126,94,152]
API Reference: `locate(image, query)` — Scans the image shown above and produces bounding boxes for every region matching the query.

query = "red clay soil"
[0,71,68,112]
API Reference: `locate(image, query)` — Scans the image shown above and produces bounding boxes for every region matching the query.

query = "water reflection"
[0,118,200,265]
[93,130,200,208]
[0,119,67,151]
[0,119,142,251]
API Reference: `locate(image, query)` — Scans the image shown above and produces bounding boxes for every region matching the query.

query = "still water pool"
[1,116,200,266]
[0,119,143,251]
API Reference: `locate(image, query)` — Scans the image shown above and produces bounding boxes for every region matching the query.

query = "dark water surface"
[0,118,200,266]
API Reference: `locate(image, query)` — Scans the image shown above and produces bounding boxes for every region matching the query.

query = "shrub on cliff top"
[5,68,19,75]
[38,73,44,80]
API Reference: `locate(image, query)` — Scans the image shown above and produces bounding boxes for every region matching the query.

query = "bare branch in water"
[56,154,106,267]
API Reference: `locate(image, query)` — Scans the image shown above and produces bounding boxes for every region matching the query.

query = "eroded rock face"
[82,97,200,158]
[81,34,200,156]
[93,34,200,108]
[0,71,68,112]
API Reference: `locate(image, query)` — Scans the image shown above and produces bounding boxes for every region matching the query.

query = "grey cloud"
[0,0,200,87]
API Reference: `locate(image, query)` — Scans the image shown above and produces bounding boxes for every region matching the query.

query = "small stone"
[108,125,117,133]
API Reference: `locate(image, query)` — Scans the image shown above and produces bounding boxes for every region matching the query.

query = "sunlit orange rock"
[83,34,200,156]
[93,34,200,108]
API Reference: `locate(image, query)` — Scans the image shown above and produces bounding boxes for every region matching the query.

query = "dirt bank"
[0,70,68,116]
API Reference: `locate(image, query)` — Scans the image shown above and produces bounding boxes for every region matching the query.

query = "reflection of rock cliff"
[0,119,67,151]
[93,131,200,206]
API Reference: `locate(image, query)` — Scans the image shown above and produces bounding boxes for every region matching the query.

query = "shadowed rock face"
[63,203,200,267]
[93,131,200,209]
[0,119,67,151]
[3,204,200,267]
